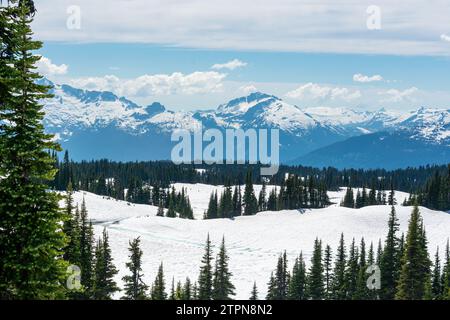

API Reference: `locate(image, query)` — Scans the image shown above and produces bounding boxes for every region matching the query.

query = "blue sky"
[31,0,450,111]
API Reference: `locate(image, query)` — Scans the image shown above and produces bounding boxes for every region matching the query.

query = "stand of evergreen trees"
[265,204,450,300]
[341,183,396,209]
[404,165,450,211]
[205,172,329,219]
[51,151,449,196]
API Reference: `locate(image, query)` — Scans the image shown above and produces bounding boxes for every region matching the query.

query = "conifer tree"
[212,237,235,300]
[380,206,400,299]
[198,234,213,300]
[332,233,347,299]
[121,237,148,300]
[64,182,81,265]
[442,240,450,299]
[0,1,67,299]
[266,272,276,300]
[431,247,442,300]
[166,194,176,218]
[93,228,119,299]
[345,238,360,299]
[79,198,95,295]
[183,277,192,300]
[151,262,167,300]
[258,181,267,212]
[396,204,431,300]
[249,282,258,300]
[274,251,289,299]
[307,239,324,299]
[243,171,258,215]
[323,245,333,299]
[288,253,307,300]
[342,187,355,208]
[157,200,165,217]
[355,238,369,299]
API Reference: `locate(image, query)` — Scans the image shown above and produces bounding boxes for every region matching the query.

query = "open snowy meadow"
[67,184,450,299]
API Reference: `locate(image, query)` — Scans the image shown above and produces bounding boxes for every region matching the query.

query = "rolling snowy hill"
[66,185,450,299]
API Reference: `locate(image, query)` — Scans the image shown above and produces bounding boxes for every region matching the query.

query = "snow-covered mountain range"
[41,79,450,168]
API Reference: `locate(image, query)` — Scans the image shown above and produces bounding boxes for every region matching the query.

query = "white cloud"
[353,73,383,83]
[378,87,418,102]
[36,56,68,76]
[32,0,450,56]
[440,34,450,42]
[286,83,361,101]
[239,84,258,95]
[211,59,247,70]
[70,71,227,97]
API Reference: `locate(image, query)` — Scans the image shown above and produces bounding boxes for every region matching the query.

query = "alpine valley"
[41,79,450,169]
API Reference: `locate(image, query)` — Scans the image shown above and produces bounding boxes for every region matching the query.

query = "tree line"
[51,151,449,197]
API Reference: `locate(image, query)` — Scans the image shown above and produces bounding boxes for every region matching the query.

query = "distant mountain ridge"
[40,79,450,169]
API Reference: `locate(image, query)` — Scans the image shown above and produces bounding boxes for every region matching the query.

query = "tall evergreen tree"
[249,281,258,300]
[121,237,148,300]
[93,228,119,299]
[243,171,258,215]
[63,182,81,265]
[198,234,213,300]
[288,253,307,300]
[307,239,324,299]
[323,245,333,299]
[151,262,167,300]
[212,237,235,300]
[431,247,442,300]
[345,238,360,299]
[332,233,347,299]
[396,204,431,300]
[0,1,67,299]
[79,198,94,295]
[380,206,400,299]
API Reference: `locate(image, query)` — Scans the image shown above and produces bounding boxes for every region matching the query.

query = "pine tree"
[431,247,442,300]
[341,187,355,208]
[93,228,119,299]
[332,233,347,299]
[258,181,267,212]
[157,200,165,217]
[0,2,67,299]
[243,171,258,215]
[79,198,95,295]
[323,245,333,299]
[288,253,307,300]
[183,277,192,300]
[151,262,167,300]
[166,194,176,218]
[345,238,359,299]
[121,237,148,300]
[355,238,369,299]
[307,238,324,299]
[396,204,431,300]
[266,272,276,300]
[388,181,396,205]
[380,206,400,299]
[63,182,81,265]
[442,239,450,299]
[212,237,235,299]
[273,251,289,299]
[198,234,213,300]
[249,282,258,300]
[205,191,218,219]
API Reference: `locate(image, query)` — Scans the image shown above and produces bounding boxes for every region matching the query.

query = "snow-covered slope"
[68,186,450,299]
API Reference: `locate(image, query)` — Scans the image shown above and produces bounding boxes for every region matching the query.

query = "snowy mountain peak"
[217,92,279,115]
